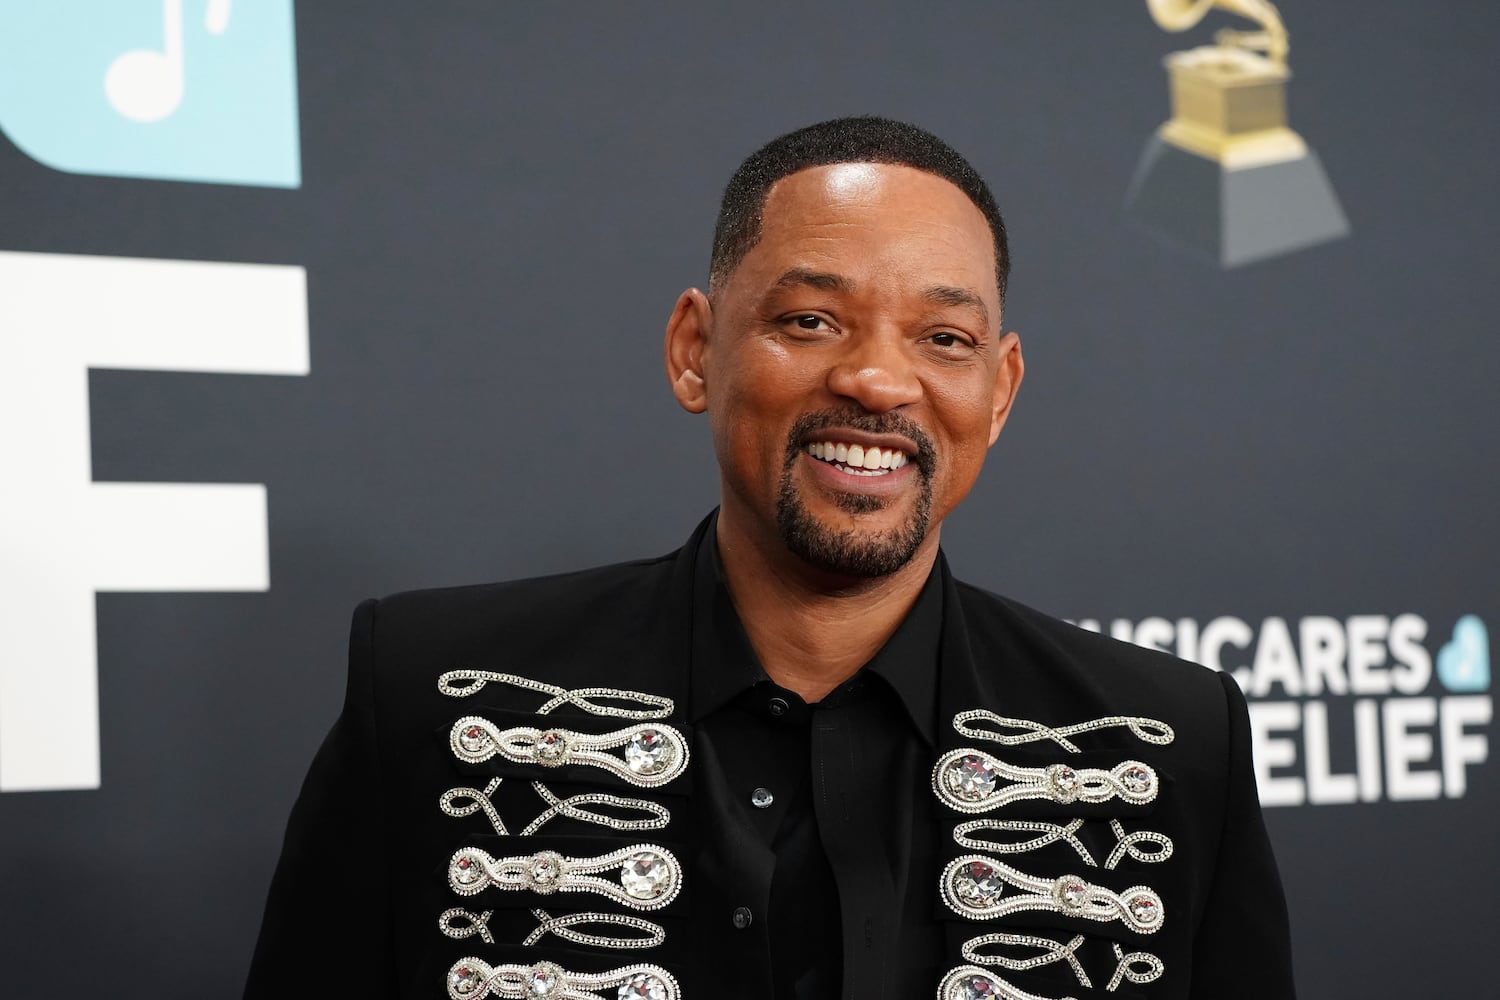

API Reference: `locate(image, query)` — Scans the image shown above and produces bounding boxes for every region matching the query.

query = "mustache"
[784,408,936,476]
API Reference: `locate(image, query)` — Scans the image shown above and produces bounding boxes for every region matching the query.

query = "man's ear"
[987,330,1024,446]
[664,288,712,414]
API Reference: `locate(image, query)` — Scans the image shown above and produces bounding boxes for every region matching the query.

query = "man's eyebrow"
[923,285,990,326]
[773,268,855,293]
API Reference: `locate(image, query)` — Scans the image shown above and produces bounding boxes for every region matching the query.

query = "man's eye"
[794,315,825,330]
[928,332,970,349]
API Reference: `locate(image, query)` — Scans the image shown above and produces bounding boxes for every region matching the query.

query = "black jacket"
[246,515,1295,999]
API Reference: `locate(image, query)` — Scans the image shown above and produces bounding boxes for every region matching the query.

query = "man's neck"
[714,508,939,703]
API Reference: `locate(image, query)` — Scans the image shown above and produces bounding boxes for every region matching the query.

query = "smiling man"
[247,118,1296,1000]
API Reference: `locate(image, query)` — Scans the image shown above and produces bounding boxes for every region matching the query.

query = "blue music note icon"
[0,0,299,188]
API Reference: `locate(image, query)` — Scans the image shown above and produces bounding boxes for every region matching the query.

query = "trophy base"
[1123,135,1350,267]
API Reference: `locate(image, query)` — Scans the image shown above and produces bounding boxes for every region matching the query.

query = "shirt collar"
[687,511,943,746]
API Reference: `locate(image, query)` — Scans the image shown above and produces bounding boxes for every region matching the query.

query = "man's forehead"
[760,161,978,219]
[744,162,1001,304]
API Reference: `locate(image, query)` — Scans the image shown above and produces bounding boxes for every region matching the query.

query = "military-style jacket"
[245,515,1295,999]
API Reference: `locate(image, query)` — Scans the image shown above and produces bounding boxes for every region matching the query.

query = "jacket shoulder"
[953,579,1225,710]
[354,551,682,680]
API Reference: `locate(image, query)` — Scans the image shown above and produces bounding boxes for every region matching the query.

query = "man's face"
[671,162,1022,579]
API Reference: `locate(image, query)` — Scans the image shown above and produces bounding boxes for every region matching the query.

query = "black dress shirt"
[688,528,946,999]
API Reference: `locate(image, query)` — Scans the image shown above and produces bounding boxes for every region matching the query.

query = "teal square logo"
[0,0,300,188]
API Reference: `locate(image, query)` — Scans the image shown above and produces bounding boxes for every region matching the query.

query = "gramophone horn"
[1146,0,1217,31]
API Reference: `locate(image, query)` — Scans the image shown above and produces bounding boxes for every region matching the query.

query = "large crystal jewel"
[1129,893,1161,925]
[1054,875,1089,910]
[617,973,669,1000]
[527,963,563,996]
[530,730,568,765]
[953,973,1001,999]
[620,850,671,900]
[946,754,998,801]
[1121,764,1152,794]
[625,729,671,775]
[952,860,1003,907]
[450,965,479,996]
[458,724,488,753]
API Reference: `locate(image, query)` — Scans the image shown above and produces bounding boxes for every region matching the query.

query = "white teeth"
[806,439,914,476]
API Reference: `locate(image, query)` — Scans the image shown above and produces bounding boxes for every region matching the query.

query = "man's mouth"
[804,440,912,477]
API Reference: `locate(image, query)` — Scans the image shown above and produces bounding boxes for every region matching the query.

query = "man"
[246,117,1295,999]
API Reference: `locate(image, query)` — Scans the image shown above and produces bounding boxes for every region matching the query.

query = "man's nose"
[825,331,922,413]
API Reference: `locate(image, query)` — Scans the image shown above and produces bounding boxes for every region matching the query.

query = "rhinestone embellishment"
[620,850,672,900]
[450,964,480,996]
[526,963,563,996]
[448,717,689,788]
[951,861,1004,908]
[447,843,682,910]
[945,754,1000,801]
[624,729,671,776]
[458,724,489,755]
[1129,893,1161,925]
[940,854,1164,933]
[533,731,569,765]
[937,966,1051,1000]
[1053,876,1089,911]
[444,959,680,1000]
[616,973,671,999]
[1120,764,1151,794]
[526,851,565,892]
[932,747,1159,813]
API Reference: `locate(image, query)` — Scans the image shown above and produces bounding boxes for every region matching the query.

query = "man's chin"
[775,499,929,579]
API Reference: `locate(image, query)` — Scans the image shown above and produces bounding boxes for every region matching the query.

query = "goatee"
[774,410,936,578]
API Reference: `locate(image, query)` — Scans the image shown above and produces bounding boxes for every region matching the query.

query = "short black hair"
[709,116,1009,301]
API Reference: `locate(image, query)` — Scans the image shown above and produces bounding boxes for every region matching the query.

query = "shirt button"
[750,787,774,809]
[732,906,753,929]
[768,696,789,717]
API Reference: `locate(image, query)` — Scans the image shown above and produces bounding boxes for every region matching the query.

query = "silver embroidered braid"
[1108,941,1165,990]
[940,855,1164,933]
[523,909,667,950]
[952,709,1175,751]
[438,907,495,945]
[448,843,682,912]
[437,670,673,720]
[961,931,1092,988]
[440,778,508,835]
[933,747,1159,814]
[520,781,672,835]
[936,965,1073,1000]
[1104,818,1174,869]
[450,718,690,789]
[446,958,679,1000]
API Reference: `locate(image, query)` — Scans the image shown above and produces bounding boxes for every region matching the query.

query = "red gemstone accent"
[458,858,471,869]
[466,726,480,738]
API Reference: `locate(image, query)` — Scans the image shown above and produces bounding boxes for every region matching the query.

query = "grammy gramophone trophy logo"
[1124,0,1349,266]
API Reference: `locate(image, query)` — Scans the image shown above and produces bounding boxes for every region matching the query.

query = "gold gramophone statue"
[1124,0,1349,266]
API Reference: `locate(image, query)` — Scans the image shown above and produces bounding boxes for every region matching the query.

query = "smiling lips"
[805,440,912,477]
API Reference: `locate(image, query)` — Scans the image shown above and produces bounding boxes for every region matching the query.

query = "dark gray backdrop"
[1,2,1495,996]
